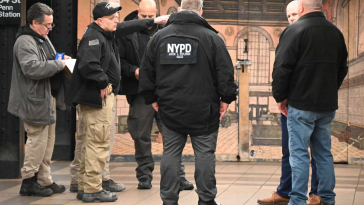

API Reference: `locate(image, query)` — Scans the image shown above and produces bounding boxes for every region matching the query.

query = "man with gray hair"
[8,2,69,197]
[139,0,237,204]
[272,0,348,204]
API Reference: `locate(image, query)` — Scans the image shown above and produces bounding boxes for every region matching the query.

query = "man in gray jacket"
[8,3,68,197]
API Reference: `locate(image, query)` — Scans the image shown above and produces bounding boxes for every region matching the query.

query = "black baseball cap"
[93,2,122,20]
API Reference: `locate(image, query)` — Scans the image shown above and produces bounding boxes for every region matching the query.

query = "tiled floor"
[111,122,364,164]
[0,161,363,205]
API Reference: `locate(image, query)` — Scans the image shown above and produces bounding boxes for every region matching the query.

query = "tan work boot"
[257,191,289,204]
[307,194,321,205]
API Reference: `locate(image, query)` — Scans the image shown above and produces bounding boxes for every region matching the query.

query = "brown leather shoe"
[257,191,289,204]
[307,194,321,205]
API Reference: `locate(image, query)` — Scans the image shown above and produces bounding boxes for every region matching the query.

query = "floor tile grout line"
[243,165,281,205]
[132,187,161,205]
[215,162,256,199]
[351,164,363,205]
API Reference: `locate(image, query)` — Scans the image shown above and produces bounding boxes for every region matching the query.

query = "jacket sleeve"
[77,34,109,89]
[337,35,348,89]
[119,37,138,79]
[272,28,300,103]
[138,39,157,104]
[214,37,238,104]
[115,19,154,38]
[17,39,63,80]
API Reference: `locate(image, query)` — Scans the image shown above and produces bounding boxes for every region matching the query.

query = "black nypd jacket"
[67,19,154,108]
[272,12,348,111]
[139,11,238,135]
[118,11,160,97]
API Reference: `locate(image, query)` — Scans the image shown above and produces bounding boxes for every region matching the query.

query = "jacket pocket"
[26,96,49,122]
[89,122,110,143]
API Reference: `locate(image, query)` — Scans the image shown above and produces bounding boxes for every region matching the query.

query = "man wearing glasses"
[8,2,70,197]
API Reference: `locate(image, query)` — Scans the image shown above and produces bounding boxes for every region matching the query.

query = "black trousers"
[160,122,218,205]
[127,94,186,181]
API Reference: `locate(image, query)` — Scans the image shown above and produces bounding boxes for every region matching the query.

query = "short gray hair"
[27,2,53,24]
[299,0,322,10]
[181,0,203,12]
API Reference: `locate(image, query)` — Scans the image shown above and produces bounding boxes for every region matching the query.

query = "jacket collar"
[90,22,113,40]
[299,11,325,21]
[165,11,218,34]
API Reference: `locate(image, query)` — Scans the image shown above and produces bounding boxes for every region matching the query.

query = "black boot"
[179,177,194,190]
[45,182,66,193]
[19,174,53,197]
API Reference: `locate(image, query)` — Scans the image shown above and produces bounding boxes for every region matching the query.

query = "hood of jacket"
[124,10,138,21]
[16,24,46,42]
[165,11,218,33]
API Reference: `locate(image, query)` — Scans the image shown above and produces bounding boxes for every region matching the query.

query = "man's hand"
[100,87,108,100]
[63,55,72,60]
[135,68,139,80]
[152,102,159,112]
[277,99,288,117]
[154,15,170,24]
[61,60,66,68]
[219,101,229,121]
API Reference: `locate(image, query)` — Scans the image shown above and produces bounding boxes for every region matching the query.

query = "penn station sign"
[0,0,21,25]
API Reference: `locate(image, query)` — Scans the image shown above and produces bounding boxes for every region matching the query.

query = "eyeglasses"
[39,22,55,30]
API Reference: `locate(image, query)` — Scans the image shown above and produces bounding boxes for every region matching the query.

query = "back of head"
[299,0,322,11]
[27,2,53,24]
[180,0,203,12]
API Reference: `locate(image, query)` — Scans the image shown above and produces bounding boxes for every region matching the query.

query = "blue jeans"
[287,105,336,205]
[277,115,318,199]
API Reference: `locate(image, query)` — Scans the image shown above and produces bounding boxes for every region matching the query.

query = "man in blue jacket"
[139,0,238,204]
[118,0,194,190]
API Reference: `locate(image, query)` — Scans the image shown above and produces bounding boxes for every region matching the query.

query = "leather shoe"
[307,194,321,205]
[257,191,289,204]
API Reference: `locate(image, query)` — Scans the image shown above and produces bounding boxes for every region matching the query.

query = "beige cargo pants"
[21,98,56,186]
[77,94,115,193]
[70,98,116,185]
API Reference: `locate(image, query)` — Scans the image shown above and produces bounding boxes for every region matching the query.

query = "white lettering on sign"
[0,5,13,10]
[0,11,20,17]
[167,43,192,59]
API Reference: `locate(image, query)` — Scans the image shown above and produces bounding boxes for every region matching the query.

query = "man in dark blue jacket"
[272,0,348,204]
[118,0,193,190]
[139,0,237,204]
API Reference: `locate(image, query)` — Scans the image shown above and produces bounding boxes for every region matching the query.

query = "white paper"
[65,59,77,73]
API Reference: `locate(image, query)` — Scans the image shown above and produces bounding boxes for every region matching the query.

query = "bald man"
[118,0,194,190]
[257,1,320,204]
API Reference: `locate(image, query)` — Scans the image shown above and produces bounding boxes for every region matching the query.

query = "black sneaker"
[137,178,152,189]
[102,179,126,192]
[45,182,66,194]
[82,189,118,202]
[69,184,78,193]
[19,175,53,197]
[76,190,84,200]
[180,177,194,190]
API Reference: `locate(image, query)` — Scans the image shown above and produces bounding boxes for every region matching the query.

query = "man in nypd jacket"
[139,0,237,204]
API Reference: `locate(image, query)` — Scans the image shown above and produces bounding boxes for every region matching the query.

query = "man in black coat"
[139,0,237,204]
[272,0,348,204]
[118,0,193,190]
[66,2,169,203]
